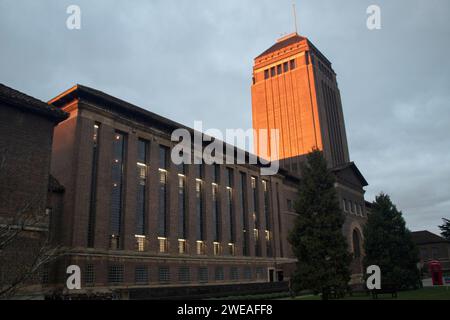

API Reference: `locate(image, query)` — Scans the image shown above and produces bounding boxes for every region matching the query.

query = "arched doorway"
[352,229,361,258]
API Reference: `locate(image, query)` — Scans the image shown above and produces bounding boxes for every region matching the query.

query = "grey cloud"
[1,0,449,235]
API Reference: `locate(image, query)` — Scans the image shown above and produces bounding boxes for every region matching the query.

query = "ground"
[211,287,450,300]
[290,287,450,300]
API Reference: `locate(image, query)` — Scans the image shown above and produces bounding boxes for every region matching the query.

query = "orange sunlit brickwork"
[251,33,350,168]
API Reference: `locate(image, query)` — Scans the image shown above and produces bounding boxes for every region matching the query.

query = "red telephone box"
[428,260,443,285]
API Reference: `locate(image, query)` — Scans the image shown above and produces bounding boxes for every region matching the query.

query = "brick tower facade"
[251,33,350,170]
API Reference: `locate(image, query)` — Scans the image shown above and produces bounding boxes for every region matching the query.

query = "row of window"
[88,123,273,257]
[84,265,267,285]
[263,59,297,80]
[343,198,364,216]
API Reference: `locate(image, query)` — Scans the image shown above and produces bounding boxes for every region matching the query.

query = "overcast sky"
[1,0,449,234]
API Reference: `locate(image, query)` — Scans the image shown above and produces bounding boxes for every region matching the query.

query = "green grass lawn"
[289,286,450,300]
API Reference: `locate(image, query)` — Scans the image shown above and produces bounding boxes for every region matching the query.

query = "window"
[158,237,168,253]
[196,170,204,241]
[212,182,220,242]
[135,235,146,252]
[343,199,348,212]
[421,248,429,261]
[230,267,239,281]
[352,230,361,258]
[251,177,260,256]
[158,146,169,238]
[158,267,170,283]
[256,267,264,281]
[136,139,148,236]
[135,266,149,284]
[287,199,293,211]
[226,168,235,244]
[244,267,252,280]
[283,61,289,72]
[213,242,221,255]
[290,59,296,70]
[108,265,124,284]
[178,239,187,254]
[198,267,208,283]
[85,264,94,285]
[178,172,187,239]
[215,267,224,281]
[178,267,190,283]
[239,172,249,256]
[228,243,235,256]
[270,67,276,77]
[88,123,100,247]
[432,247,440,259]
[277,64,282,75]
[110,132,126,249]
[196,240,206,255]
[264,69,269,79]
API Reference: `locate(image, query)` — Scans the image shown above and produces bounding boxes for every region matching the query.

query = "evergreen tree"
[438,218,450,241]
[363,193,420,289]
[288,150,351,300]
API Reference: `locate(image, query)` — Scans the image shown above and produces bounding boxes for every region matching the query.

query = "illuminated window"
[213,242,221,256]
[178,239,187,254]
[196,240,206,255]
[225,168,235,245]
[110,131,126,249]
[262,180,272,257]
[136,139,148,236]
[158,145,169,238]
[239,172,249,256]
[135,235,146,252]
[158,237,168,253]
[228,243,235,256]
[212,181,220,242]
[196,184,204,241]
[251,176,261,256]
[178,170,187,239]
[88,124,100,247]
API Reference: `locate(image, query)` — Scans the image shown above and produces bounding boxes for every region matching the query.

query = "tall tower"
[251,32,350,170]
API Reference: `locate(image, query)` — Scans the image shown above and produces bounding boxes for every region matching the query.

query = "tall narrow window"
[283,61,289,72]
[135,139,148,251]
[262,180,272,257]
[239,172,249,256]
[158,145,169,251]
[226,168,235,254]
[110,131,126,249]
[195,163,205,244]
[88,123,100,247]
[251,177,260,256]
[178,164,187,240]
[212,164,221,245]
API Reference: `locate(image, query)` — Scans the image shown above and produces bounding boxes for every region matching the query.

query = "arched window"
[352,229,361,258]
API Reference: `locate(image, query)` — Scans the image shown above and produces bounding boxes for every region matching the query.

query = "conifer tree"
[438,218,450,241]
[363,193,421,289]
[288,150,351,300]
